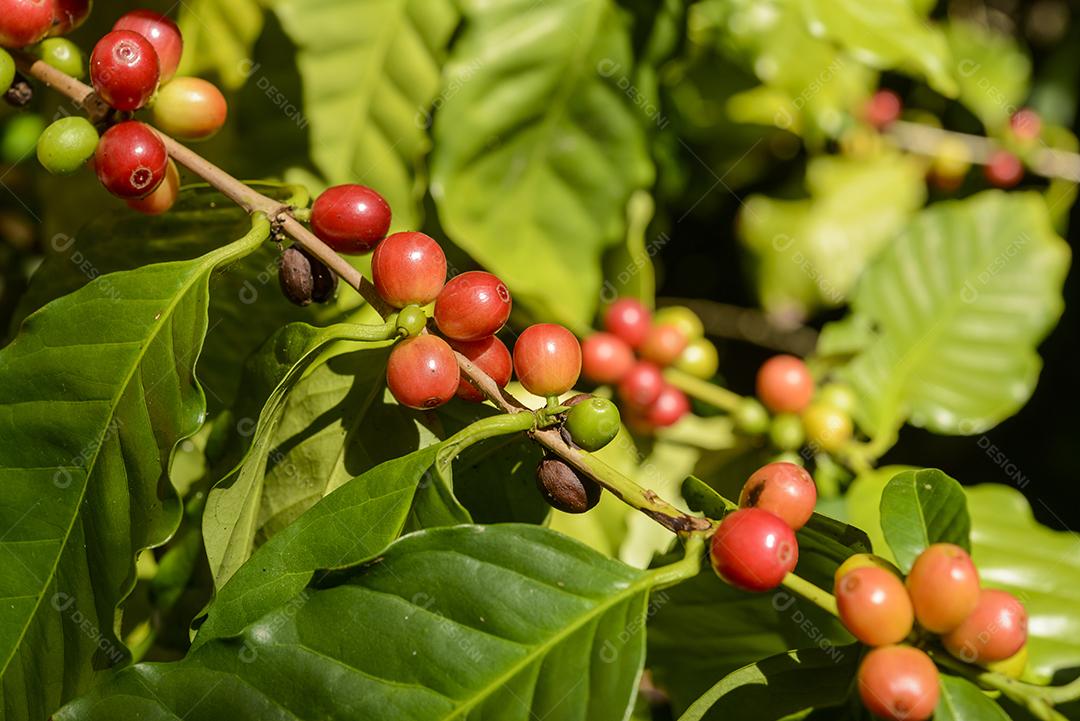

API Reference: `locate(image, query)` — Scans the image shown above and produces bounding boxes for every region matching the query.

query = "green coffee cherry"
[769,412,804,451]
[34,38,85,79]
[565,396,621,452]
[0,49,15,95]
[733,397,769,435]
[817,383,858,414]
[396,304,428,337]
[674,337,719,379]
[655,306,704,340]
[36,117,99,175]
[1,114,47,164]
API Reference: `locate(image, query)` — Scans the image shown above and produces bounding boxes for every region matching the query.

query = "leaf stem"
[435,412,538,485]
[338,320,401,342]
[649,536,705,589]
[663,367,744,413]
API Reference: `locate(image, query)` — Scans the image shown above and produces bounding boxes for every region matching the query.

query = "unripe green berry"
[1,114,46,164]
[733,397,769,435]
[0,50,15,94]
[674,337,719,379]
[36,117,99,175]
[396,305,428,338]
[565,397,621,452]
[817,383,857,414]
[34,38,85,79]
[769,413,804,451]
[802,402,853,453]
[655,306,704,340]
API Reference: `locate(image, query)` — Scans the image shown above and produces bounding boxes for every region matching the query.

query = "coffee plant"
[2,1,1079,720]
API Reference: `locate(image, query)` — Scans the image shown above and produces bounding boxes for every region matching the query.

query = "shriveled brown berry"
[4,74,33,107]
[308,251,338,304]
[536,457,601,514]
[278,247,314,306]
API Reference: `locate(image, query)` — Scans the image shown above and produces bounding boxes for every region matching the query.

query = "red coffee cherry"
[434,271,512,341]
[858,646,940,721]
[710,508,799,592]
[739,461,817,531]
[151,77,228,141]
[865,89,901,129]
[640,323,688,367]
[984,150,1024,188]
[113,9,182,83]
[618,361,664,409]
[310,184,391,254]
[513,323,582,397]
[371,231,447,309]
[756,355,815,413]
[836,566,914,647]
[1010,108,1041,141]
[50,0,91,36]
[581,332,634,385]
[386,335,458,410]
[906,543,980,633]
[90,30,160,111]
[943,589,1028,664]
[646,385,690,428]
[603,297,651,348]
[126,158,178,215]
[94,121,168,199]
[0,0,56,48]
[450,336,512,402]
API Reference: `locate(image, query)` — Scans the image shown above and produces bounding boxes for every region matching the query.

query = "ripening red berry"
[905,543,980,633]
[371,231,446,309]
[513,324,582,397]
[865,89,901,129]
[984,150,1024,188]
[756,355,814,414]
[434,271,512,341]
[50,0,91,36]
[386,335,458,410]
[836,566,914,647]
[90,30,160,111]
[640,323,688,367]
[581,332,635,385]
[1010,108,1042,141]
[646,385,690,427]
[0,0,56,48]
[126,158,178,215]
[858,646,939,721]
[617,361,664,409]
[310,184,391,254]
[943,589,1028,664]
[94,121,168,199]
[710,508,799,592]
[739,461,817,531]
[151,77,228,141]
[113,9,182,83]
[450,336,512,403]
[603,297,651,348]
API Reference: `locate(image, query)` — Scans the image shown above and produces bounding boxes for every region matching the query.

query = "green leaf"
[0,218,267,717]
[946,21,1030,130]
[880,468,971,572]
[62,526,656,720]
[677,647,860,721]
[267,0,459,230]
[832,191,1070,441]
[176,0,265,89]
[431,0,654,331]
[935,674,1011,721]
[797,0,958,97]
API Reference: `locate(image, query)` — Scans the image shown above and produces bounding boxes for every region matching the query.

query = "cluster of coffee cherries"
[709,461,815,591]
[837,546,1028,721]
[1,3,228,215]
[580,298,718,433]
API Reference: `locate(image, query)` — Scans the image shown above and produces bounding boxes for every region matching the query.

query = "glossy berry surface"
[310,184,391,254]
[768,413,805,451]
[113,9,182,82]
[943,589,1028,664]
[513,323,581,397]
[640,323,688,367]
[710,508,799,592]
[675,337,719,379]
[151,77,228,141]
[739,462,816,531]
[603,297,651,348]
[35,37,83,78]
[434,271,512,341]
[36,116,97,175]
[985,150,1024,188]
[654,305,703,340]
[1,50,13,92]
[371,231,447,309]
[90,30,160,111]
[802,402,853,453]
[906,543,980,633]
[536,457,601,514]
[581,332,635,385]
[94,121,168,199]
[386,335,458,410]
[858,646,939,721]
[0,0,56,48]
[835,566,914,647]
[50,0,91,36]
[733,397,769,435]
[617,361,664,409]
[833,553,900,591]
[757,355,815,413]
[127,158,179,215]
[450,336,512,403]
[865,89,901,129]
[646,385,690,428]
[565,397,620,451]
